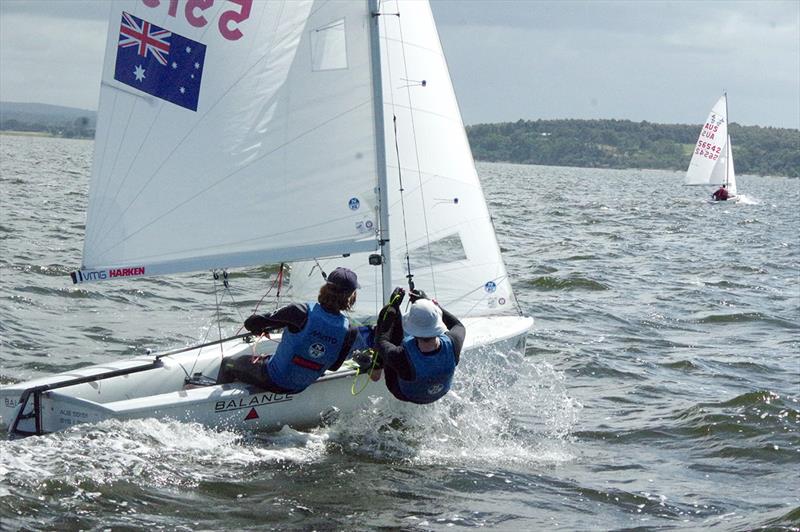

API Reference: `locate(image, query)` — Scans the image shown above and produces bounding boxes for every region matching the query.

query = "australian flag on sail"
[113,12,206,112]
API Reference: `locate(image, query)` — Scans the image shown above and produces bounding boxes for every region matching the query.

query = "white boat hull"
[0,315,532,437]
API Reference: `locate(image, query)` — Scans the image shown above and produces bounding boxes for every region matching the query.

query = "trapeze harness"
[396,334,456,404]
[267,302,348,393]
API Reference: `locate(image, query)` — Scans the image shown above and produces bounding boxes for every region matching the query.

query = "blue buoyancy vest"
[267,302,349,392]
[396,335,456,404]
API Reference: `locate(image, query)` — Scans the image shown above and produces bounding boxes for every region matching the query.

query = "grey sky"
[1,0,798,128]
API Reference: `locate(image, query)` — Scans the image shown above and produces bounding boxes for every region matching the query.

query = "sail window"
[311,19,348,71]
[409,233,467,268]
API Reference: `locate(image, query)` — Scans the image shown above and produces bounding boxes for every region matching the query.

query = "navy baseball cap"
[326,267,360,293]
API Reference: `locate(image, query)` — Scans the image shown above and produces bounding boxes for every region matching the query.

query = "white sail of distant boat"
[724,135,738,197]
[685,93,739,200]
[1,0,532,437]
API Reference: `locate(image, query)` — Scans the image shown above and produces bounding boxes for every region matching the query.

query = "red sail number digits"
[142,0,252,41]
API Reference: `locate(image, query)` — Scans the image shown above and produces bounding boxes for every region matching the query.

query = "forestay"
[289,0,519,319]
[75,0,379,283]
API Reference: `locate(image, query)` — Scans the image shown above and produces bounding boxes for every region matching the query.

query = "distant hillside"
[3,103,797,177]
[0,102,96,138]
[467,119,800,177]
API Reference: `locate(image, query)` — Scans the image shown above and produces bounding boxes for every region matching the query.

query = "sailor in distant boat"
[712,184,730,201]
[218,267,360,393]
[370,287,465,404]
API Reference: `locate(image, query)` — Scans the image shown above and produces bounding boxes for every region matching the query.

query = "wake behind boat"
[1,0,532,438]
[685,93,741,203]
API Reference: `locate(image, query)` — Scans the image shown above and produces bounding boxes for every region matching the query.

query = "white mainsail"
[685,94,736,194]
[76,0,379,282]
[289,0,519,319]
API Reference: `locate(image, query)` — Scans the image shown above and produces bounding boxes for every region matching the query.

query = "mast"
[724,91,729,187]
[368,0,393,304]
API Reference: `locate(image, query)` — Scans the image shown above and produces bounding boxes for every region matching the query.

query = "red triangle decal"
[244,407,259,420]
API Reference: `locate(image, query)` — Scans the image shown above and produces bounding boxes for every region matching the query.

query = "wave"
[325,346,581,467]
[0,419,325,492]
[751,506,800,530]
[658,359,701,371]
[525,276,608,291]
[697,312,798,328]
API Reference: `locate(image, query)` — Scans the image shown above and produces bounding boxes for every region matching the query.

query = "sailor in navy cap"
[219,267,360,394]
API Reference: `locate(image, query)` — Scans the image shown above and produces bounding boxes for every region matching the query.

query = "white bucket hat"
[403,299,447,338]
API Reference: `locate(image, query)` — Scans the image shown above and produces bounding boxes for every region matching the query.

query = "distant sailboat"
[0,0,532,437]
[685,93,739,202]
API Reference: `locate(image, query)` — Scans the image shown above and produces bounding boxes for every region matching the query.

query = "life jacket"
[267,302,348,392]
[396,335,456,404]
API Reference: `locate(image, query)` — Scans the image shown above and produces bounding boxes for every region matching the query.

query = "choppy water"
[1,135,798,531]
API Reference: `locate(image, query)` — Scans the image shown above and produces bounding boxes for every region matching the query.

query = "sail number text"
[700,122,719,141]
[141,0,252,41]
[695,140,721,160]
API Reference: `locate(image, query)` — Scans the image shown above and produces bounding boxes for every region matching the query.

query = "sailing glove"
[244,315,270,335]
[352,350,374,372]
[377,304,398,334]
[390,286,405,307]
[408,289,428,302]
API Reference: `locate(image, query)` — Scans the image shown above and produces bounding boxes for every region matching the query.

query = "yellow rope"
[350,348,378,395]
[350,291,401,395]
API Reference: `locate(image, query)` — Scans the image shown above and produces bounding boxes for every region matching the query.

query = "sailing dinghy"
[0,0,532,437]
[685,93,739,202]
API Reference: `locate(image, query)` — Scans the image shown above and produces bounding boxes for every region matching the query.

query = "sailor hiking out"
[218,267,360,394]
[370,287,465,404]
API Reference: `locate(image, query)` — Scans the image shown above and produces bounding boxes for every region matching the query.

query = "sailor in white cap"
[374,287,465,404]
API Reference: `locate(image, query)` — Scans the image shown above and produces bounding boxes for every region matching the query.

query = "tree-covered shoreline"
[3,102,797,177]
[467,119,799,177]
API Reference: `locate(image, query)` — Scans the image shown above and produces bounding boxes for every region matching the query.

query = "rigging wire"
[273,262,285,310]
[217,269,248,324]
[394,6,438,296]
[309,259,328,281]
[184,271,225,380]
[380,5,416,293]
[391,115,414,291]
[184,301,216,381]
[233,263,287,336]
[212,271,225,357]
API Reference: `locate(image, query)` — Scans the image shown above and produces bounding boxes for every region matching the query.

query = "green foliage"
[0,117,94,139]
[467,119,800,177]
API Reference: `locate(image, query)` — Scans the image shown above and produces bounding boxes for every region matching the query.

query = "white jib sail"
[685,94,729,187]
[725,135,738,196]
[289,0,519,319]
[78,0,378,283]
